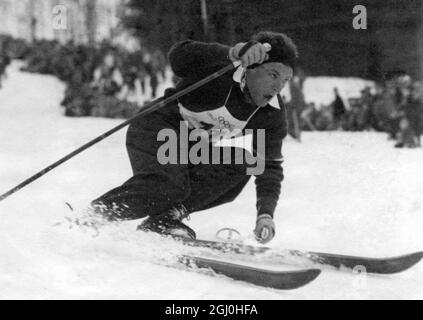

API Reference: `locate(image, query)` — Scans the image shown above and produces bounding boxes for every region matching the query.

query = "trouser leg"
[91,104,190,220]
[182,161,251,214]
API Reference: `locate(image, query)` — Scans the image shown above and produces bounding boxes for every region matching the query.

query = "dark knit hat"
[250,31,298,70]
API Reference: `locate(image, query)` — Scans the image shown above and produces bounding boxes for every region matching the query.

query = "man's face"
[245,62,293,107]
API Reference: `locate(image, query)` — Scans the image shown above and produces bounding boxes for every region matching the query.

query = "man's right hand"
[254,214,275,244]
[229,41,270,68]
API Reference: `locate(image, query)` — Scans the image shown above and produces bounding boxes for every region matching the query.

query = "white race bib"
[178,103,249,142]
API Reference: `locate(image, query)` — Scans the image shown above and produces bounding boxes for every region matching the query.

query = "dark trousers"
[92,101,251,220]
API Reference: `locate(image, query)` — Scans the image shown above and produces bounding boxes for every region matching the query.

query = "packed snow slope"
[0,62,422,299]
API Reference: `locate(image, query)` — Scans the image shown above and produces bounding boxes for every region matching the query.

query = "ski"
[178,238,423,274]
[179,255,321,290]
[288,250,423,274]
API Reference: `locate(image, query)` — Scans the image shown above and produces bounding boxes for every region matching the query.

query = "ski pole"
[0,62,237,203]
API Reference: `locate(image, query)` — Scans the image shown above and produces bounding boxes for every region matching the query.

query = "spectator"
[332,87,347,129]
[344,88,373,131]
[151,48,167,80]
[138,63,147,94]
[62,83,97,117]
[287,74,306,139]
[289,74,306,112]
[300,102,317,131]
[0,51,11,88]
[144,61,158,98]
[395,117,419,148]
[398,85,422,146]
[357,86,373,130]
[92,52,123,96]
[120,65,141,102]
[130,49,148,94]
[345,98,362,131]
[314,104,333,131]
[378,83,399,138]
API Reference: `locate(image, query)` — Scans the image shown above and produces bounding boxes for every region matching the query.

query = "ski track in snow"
[0,61,422,299]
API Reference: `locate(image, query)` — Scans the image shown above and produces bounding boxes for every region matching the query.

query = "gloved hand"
[229,41,271,68]
[253,214,275,244]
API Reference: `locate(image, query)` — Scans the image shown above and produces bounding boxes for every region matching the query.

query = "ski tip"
[365,251,423,274]
[308,250,423,274]
[297,268,321,284]
[181,255,322,290]
[412,251,423,265]
[309,268,322,277]
[388,251,423,274]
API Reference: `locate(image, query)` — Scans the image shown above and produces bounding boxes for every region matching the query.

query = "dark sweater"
[169,40,287,217]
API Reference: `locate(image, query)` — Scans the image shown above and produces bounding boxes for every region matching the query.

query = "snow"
[0,61,422,299]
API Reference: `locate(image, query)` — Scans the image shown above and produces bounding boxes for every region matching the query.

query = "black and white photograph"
[0,0,422,301]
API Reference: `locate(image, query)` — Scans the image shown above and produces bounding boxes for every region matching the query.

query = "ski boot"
[137,206,196,240]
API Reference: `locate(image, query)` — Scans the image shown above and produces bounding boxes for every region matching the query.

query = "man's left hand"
[254,214,275,244]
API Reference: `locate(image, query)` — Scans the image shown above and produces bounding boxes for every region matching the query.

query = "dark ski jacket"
[169,40,288,217]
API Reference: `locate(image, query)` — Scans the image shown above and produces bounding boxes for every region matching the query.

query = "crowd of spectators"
[0,34,167,119]
[292,72,423,148]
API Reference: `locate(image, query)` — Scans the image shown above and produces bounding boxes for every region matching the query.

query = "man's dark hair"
[252,31,298,70]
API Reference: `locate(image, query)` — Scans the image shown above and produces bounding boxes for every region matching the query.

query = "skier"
[92,31,298,244]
